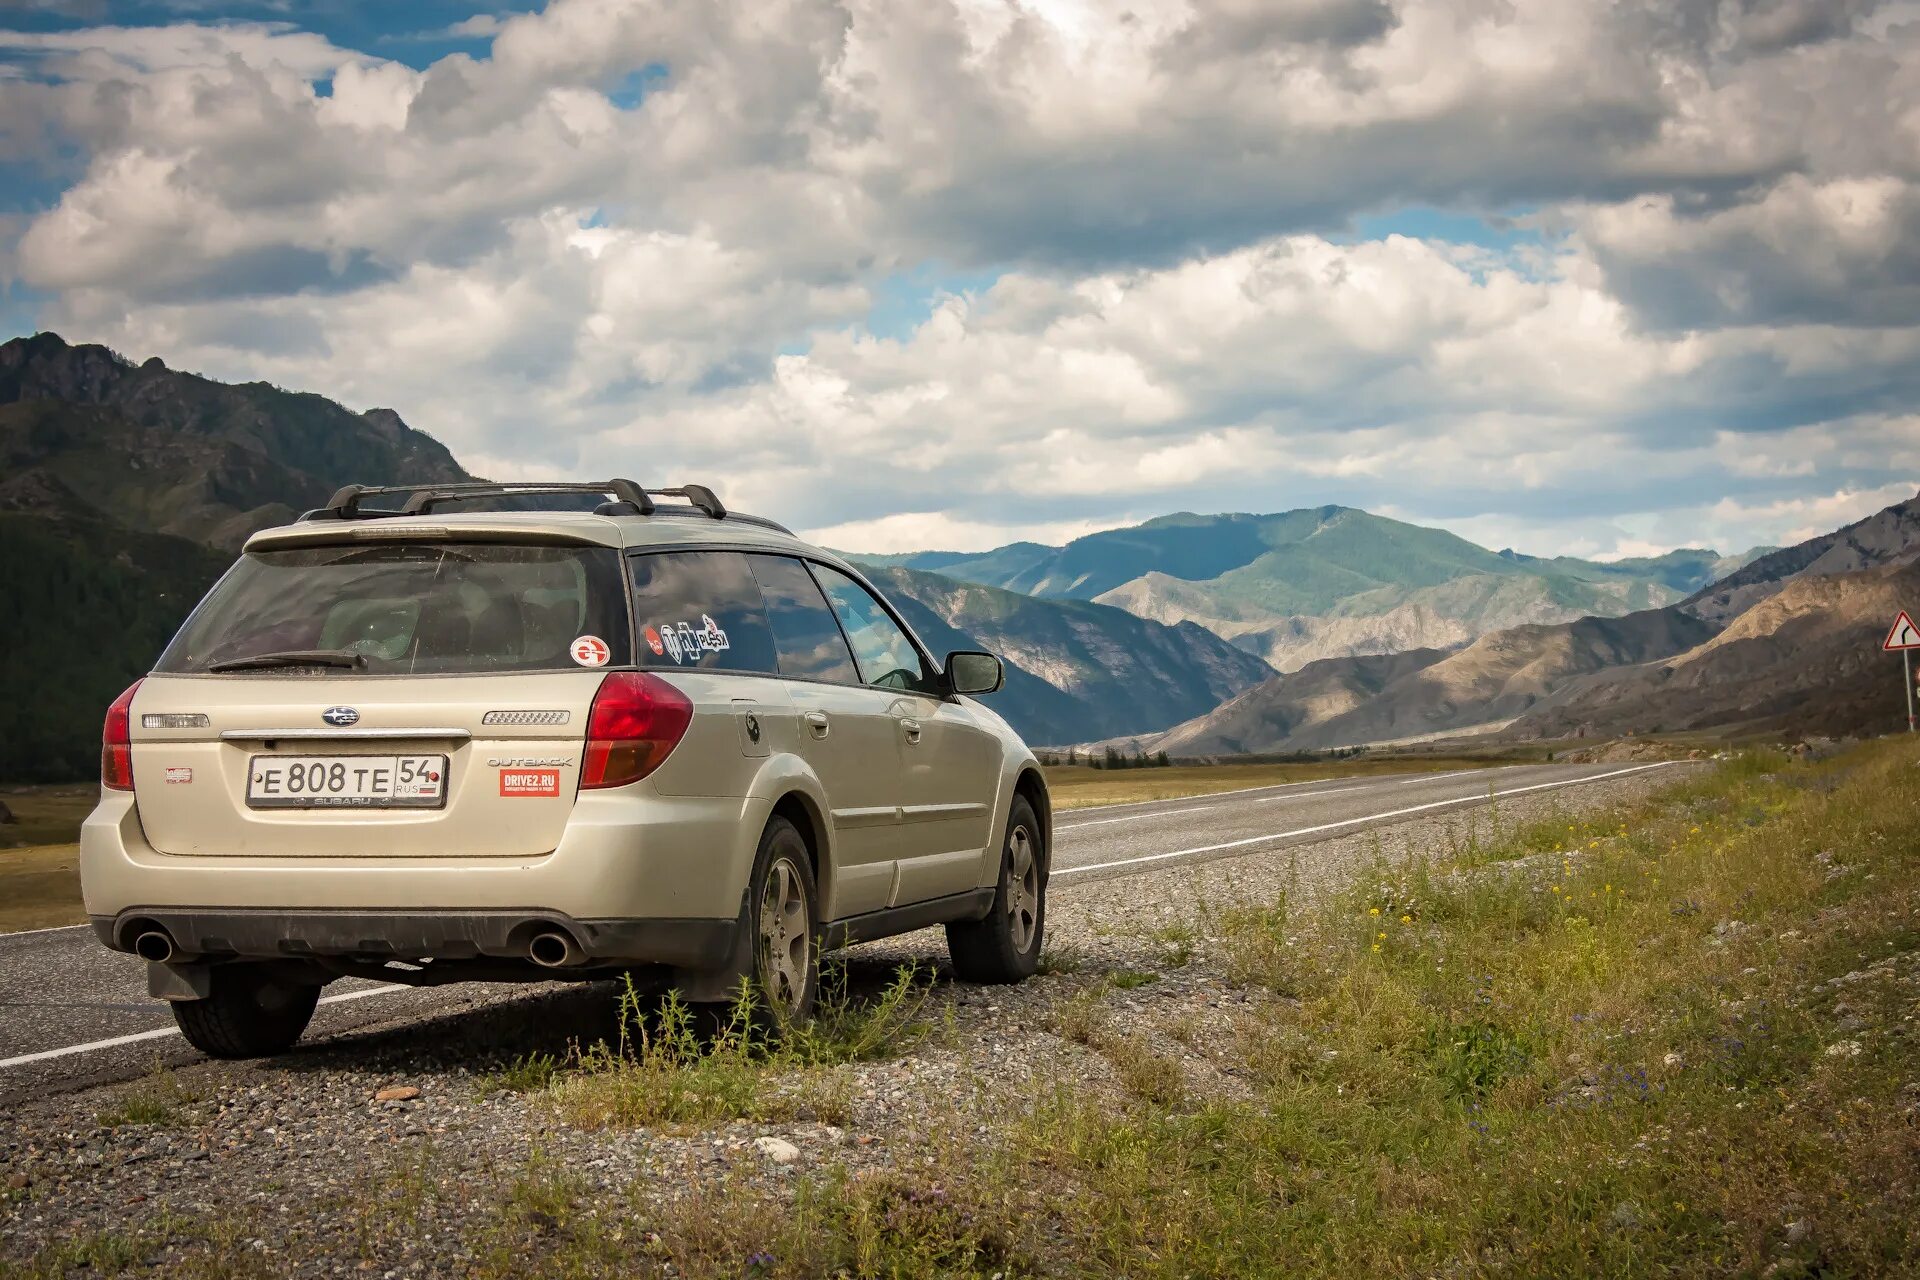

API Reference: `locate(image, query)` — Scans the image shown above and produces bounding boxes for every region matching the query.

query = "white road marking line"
[1053,762,1682,879]
[0,984,408,1071]
[0,922,91,941]
[1256,783,1369,801]
[1401,768,1483,784]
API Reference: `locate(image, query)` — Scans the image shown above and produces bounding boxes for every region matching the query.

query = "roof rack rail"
[299,479,794,534]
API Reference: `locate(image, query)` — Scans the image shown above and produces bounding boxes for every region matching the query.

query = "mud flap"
[148,960,213,1002]
[670,896,755,1003]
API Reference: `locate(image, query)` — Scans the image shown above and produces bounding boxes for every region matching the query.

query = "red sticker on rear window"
[570,635,611,667]
[499,768,561,797]
[643,626,665,656]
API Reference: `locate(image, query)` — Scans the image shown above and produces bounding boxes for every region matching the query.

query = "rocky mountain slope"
[1679,498,1920,626]
[1124,491,1920,756]
[849,507,1751,672]
[1513,557,1920,740]
[1,332,471,548]
[1142,648,1450,757]
[870,568,1276,745]
[0,333,1273,776]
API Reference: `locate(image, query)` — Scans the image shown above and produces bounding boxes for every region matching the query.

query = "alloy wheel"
[757,855,812,1015]
[1006,824,1039,953]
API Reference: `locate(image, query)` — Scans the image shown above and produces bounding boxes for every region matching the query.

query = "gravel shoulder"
[0,771,1677,1276]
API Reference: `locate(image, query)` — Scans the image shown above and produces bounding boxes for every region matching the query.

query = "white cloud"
[445,15,508,39]
[0,21,358,78]
[3,0,1918,562]
[803,510,1125,553]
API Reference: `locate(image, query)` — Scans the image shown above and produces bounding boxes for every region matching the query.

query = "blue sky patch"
[864,265,1003,341]
[1349,205,1543,251]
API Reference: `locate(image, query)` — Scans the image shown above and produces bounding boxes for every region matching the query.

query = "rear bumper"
[79,786,768,944]
[90,908,737,968]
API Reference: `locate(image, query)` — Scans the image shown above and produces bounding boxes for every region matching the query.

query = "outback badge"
[321,706,360,727]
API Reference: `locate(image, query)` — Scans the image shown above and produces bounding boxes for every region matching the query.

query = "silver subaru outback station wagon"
[81,481,1050,1057]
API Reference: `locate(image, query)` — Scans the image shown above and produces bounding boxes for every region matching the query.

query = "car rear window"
[629,551,779,673]
[157,542,632,675]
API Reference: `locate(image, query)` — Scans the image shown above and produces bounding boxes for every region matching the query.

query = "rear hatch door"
[130,533,631,859]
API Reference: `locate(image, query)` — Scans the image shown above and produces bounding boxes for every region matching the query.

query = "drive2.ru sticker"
[499,768,561,797]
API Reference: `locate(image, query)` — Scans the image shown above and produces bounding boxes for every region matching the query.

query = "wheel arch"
[1012,765,1053,871]
[768,788,831,911]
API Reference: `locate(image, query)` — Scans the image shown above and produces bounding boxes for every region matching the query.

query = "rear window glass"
[157,542,631,675]
[630,551,778,673]
[747,555,860,684]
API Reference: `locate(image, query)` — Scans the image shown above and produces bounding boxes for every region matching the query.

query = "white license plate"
[247,755,448,809]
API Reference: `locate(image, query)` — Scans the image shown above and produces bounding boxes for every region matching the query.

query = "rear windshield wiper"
[206,649,369,673]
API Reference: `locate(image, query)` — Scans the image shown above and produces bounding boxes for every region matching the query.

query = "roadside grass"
[0,843,83,933]
[997,736,1920,1276]
[1043,754,1509,810]
[94,1068,202,1130]
[451,737,1918,1278]
[0,784,95,849]
[496,961,940,1131]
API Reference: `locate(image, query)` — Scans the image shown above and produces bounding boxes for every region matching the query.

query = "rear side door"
[744,554,903,918]
[626,550,904,920]
[810,564,1002,904]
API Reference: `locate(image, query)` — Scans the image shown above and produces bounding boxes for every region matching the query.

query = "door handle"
[900,716,923,744]
[804,711,830,739]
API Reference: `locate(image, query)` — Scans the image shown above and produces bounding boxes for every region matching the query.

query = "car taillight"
[102,680,142,791]
[581,671,693,789]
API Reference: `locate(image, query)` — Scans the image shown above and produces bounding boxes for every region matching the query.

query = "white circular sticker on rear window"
[570,635,611,667]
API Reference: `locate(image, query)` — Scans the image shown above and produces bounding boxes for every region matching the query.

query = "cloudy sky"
[2,0,1917,558]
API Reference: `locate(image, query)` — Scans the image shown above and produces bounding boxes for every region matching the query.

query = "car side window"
[810,564,939,695]
[628,551,778,673]
[746,555,861,684]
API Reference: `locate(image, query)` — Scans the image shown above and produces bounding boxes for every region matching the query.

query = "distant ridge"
[843,506,1761,672]
[1111,490,1920,755]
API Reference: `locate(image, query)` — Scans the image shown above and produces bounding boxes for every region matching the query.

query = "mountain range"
[1116,491,1920,756]
[843,509,1764,672]
[0,333,1274,779]
[7,330,1903,780]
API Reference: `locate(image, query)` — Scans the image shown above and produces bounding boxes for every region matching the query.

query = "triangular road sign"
[1886,610,1920,651]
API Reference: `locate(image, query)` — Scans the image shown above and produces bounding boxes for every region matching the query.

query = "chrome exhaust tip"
[132,930,177,964]
[527,930,586,968]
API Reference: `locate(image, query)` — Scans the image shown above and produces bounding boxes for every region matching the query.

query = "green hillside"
[0,513,229,782]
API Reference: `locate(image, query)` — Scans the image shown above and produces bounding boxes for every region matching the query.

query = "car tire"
[947,796,1045,984]
[741,816,821,1027]
[171,964,321,1059]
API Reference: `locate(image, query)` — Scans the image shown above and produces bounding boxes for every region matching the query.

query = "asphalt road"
[0,760,1676,1103]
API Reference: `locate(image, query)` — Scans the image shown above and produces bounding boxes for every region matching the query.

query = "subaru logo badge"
[322,706,360,727]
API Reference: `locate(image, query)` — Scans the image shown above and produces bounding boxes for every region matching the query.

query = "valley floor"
[6,743,1917,1276]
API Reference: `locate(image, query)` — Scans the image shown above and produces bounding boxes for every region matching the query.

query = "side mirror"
[945,650,1004,696]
